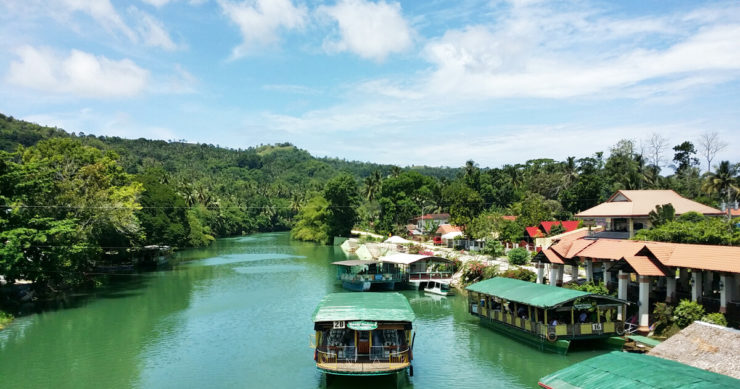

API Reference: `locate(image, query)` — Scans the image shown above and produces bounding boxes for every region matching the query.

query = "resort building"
[575,190,724,238]
[534,236,740,334]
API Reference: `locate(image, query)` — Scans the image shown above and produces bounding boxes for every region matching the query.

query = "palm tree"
[363,170,382,201]
[389,166,402,178]
[702,160,739,217]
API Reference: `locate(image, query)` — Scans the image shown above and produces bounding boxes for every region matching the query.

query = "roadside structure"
[575,190,724,238]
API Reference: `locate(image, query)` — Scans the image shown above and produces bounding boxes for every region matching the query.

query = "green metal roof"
[466,277,625,309]
[627,334,662,348]
[539,351,740,389]
[311,292,415,323]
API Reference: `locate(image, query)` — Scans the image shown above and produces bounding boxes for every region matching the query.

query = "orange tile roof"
[575,190,723,218]
[543,248,565,264]
[623,255,667,276]
[576,239,646,261]
[436,224,462,235]
[651,243,740,273]
[565,239,596,258]
[730,208,740,217]
[526,226,544,238]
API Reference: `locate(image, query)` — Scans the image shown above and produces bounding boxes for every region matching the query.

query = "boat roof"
[538,351,739,389]
[466,278,626,309]
[312,292,415,323]
[379,253,451,265]
[331,259,379,267]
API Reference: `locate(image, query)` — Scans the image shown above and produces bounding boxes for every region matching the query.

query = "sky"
[1,0,738,169]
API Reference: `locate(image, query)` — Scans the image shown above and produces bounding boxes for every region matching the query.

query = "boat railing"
[316,345,410,364]
[408,271,452,280]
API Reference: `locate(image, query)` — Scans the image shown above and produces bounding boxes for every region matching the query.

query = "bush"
[562,281,610,296]
[461,261,498,285]
[701,312,728,326]
[482,239,505,258]
[652,302,680,336]
[673,299,705,328]
[507,247,530,265]
[500,268,536,282]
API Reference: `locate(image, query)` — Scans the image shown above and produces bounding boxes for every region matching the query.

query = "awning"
[466,277,627,309]
[312,292,415,323]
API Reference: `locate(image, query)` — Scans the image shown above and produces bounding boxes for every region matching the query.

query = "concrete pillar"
[617,271,628,320]
[720,273,728,313]
[570,264,578,280]
[735,274,740,300]
[556,265,564,286]
[638,275,651,334]
[549,264,558,286]
[666,273,677,303]
[628,217,634,238]
[691,271,703,303]
[585,259,594,283]
[679,268,689,290]
[536,262,544,284]
[603,262,613,288]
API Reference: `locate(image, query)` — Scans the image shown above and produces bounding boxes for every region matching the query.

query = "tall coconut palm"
[702,160,739,216]
[363,170,382,201]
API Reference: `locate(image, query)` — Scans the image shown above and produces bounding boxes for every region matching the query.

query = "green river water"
[0,232,607,388]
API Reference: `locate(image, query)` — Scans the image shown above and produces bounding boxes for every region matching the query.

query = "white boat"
[424,281,453,296]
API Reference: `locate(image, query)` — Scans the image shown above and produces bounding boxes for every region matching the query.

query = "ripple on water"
[194,253,305,267]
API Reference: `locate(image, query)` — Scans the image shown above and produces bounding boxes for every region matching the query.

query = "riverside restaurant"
[311,293,416,377]
[332,254,454,292]
[467,278,628,354]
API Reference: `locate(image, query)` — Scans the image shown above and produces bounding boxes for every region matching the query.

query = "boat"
[377,254,455,291]
[423,280,453,296]
[332,260,402,291]
[311,292,416,377]
[466,277,628,355]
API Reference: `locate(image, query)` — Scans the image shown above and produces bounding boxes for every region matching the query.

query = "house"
[575,190,724,238]
[525,221,581,249]
[412,213,450,233]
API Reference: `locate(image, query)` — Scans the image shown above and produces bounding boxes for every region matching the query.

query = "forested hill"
[0,112,457,244]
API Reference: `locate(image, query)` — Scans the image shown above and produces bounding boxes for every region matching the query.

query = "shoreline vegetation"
[1,113,738,328]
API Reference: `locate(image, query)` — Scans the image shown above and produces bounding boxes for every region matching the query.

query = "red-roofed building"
[411,213,450,233]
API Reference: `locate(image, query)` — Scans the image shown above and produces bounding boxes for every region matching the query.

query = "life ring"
[616,324,625,336]
[546,331,557,342]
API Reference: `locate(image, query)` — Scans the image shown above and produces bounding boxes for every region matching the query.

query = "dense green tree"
[649,204,675,227]
[442,181,484,229]
[633,216,739,245]
[290,196,330,244]
[323,173,360,240]
[672,141,699,173]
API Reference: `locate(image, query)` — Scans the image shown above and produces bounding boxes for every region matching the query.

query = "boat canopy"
[312,292,415,323]
[466,278,626,309]
[538,351,739,389]
[379,254,451,265]
[331,259,379,267]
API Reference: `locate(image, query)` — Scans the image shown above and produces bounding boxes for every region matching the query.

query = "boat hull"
[342,281,371,291]
[479,316,571,354]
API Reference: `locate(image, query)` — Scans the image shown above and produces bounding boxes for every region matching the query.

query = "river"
[0,232,608,388]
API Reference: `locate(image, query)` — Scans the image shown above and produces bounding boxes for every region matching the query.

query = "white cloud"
[140,0,174,7]
[24,110,178,141]
[218,0,307,57]
[129,7,179,50]
[320,0,413,61]
[6,46,149,98]
[61,0,137,41]
[418,3,740,100]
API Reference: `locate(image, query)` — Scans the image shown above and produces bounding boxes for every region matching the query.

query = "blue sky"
[1,0,738,169]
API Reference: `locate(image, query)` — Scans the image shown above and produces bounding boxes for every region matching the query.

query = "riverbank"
[0,310,13,329]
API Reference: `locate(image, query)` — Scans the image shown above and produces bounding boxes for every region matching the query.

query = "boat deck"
[317,361,409,375]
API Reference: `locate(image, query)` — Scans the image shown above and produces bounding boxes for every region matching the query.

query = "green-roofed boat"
[466,278,628,354]
[311,292,416,377]
[538,351,740,388]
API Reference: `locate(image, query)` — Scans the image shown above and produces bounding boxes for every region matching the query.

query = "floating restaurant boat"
[311,293,416,377]
[466,278,628,354]
[423,280,453,296]
[332,254,454,292]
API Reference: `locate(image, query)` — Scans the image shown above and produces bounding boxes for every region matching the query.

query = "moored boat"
[311,292,416,377]
[466,277,628,355]
[332,260,402,291]
[423,280,453,296]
